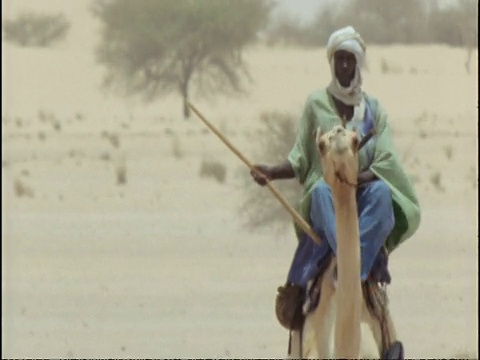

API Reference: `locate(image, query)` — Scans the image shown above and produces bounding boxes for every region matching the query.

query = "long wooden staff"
[187,102,322,244]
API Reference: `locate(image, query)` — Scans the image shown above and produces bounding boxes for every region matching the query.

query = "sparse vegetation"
[102,131,120,149]
[14,178,34,198]
[430,171,445,192]
[3,11,70,48]
[115,157,127,185]
[199,159,227,183]
[38,131,46,141]
[93,0,271,118]
[265,0,477,48]
[380,58,390,74]
[53,120,62,132]
[443,145,453,160]
[38,110,55,123]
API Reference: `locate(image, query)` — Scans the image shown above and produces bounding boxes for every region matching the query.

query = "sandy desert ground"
[1,5,478,358]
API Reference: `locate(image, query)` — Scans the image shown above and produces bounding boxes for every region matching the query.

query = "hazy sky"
[273,0,325,23]
[2,0,460,23]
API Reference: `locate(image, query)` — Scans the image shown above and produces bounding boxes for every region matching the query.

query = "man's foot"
[382,340,404,360]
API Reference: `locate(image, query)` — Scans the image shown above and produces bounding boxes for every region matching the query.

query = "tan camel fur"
[288,125,398,359]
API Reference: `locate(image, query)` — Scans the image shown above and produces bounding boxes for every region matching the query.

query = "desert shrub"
[265,0,477,48]
[116,158,127,185]
[430,171,445,192]
[38,131,46,141]
[53,120,61,131]
[14,178,34,198]
[443,145,453,160]
[199,159,227,183]
[3,12,70,48]
[239,111,302,231]
[380,58,390,74]
[102,131,120,149]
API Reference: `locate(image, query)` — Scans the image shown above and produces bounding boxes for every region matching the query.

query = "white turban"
[326,26,366,107]
[327,26,366,67]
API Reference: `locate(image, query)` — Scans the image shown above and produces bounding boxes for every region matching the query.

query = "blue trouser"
[311,179,395,281]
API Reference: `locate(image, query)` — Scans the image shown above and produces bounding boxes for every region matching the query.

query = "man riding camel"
[251,26,421,358]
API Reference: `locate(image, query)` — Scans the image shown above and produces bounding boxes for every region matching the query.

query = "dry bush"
[14,178,34,198]
[430,171,445,192]
[116,157,127,185]
[443,145,453,160]
[380,58,390,74]
[199,159,227,183]
[102,131,120,149]
[238,111,302,232]
[53,120,61,131]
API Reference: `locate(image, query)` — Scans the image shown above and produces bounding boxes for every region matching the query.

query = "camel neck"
[332,187,360,282]
[332,185,362,358]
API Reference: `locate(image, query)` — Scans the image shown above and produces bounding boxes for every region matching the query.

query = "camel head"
[315,125,360,187]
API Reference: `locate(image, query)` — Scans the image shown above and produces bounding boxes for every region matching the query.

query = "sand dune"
[2,8,478,358]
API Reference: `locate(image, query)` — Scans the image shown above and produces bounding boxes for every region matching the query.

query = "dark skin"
[251,49,376,187]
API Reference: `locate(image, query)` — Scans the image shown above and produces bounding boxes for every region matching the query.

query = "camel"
[288,124,399,359]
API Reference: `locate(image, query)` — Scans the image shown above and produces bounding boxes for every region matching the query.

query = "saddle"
[275,234,393,353]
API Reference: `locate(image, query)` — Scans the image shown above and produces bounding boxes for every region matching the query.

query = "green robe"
[287,88,421,253]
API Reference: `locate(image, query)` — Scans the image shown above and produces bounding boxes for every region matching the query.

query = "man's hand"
[357,169,377,186]
[251,164,272,186]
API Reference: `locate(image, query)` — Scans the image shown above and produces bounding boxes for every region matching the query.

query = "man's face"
[334,50,357,87]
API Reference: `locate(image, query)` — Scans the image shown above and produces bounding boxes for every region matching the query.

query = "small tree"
[2,12,70,48]
[93,0,271,118]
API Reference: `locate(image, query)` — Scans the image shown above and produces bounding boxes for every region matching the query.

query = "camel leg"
[362,299,383,354]
[361,287,400,358]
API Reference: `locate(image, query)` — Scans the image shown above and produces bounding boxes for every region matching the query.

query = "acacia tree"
[93,0,271,118]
